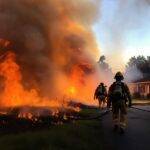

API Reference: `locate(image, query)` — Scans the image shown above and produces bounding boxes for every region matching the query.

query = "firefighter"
[107,72,132,134]
[94,82,107,109]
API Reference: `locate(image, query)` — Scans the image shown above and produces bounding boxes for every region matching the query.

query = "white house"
[128,78,150,98]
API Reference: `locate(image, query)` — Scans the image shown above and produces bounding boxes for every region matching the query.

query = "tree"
[97,55,113,85]
[98,55,110,71]
[125,55,150,82]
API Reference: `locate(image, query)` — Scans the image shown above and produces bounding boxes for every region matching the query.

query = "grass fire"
[0,0,149,150]
[0,37,98,132]
[0,0,100,106]
[0,0,100,123]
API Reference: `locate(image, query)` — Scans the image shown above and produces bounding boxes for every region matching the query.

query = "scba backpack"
[95,85,106,99]
[98,85,104,95]
[112,82,124,99]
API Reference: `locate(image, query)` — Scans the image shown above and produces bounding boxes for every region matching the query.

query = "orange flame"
[67,86,77,96]
[0,50,72,110]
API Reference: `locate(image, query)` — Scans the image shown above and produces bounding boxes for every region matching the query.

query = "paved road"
[101,106,150,150]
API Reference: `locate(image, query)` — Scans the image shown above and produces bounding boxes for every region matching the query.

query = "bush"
[132,92,141,99]
[147,93,150,99]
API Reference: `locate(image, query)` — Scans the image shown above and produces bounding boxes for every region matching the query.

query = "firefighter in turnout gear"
[94,82,107,109]
[107,72,132,134]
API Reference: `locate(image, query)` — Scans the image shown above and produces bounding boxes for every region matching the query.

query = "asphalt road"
[101,106,150,150]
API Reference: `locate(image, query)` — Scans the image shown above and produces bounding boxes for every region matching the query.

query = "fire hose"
[75,106,150,121]
[74,109,111,121]
[131,106,150,113]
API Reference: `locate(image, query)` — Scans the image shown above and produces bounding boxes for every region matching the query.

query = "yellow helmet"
[114,72,124,80]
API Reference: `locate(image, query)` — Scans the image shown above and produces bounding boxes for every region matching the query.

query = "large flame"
[0,0,101,113]
[0,44,98,109]
[0,50,69,108]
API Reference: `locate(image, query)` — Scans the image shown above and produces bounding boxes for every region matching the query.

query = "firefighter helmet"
[114,72,124,80]
[100,82,104,86]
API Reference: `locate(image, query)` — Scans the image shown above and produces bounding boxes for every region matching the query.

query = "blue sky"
[93,0,150,71]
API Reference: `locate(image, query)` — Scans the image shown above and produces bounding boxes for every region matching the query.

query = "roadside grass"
[0,109,104,150]
[78,107,100,117]
[132,99,150,105]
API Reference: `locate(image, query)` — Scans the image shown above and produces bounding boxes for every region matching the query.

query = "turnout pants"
[98,95,106,108]
[112,100,127,129]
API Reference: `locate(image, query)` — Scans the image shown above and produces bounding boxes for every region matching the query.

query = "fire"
[68,86,77,95]
[0,39,10,48]
[0,38,99,120]
[0,40,82,120]
[0,0,101,123]
[18,112,33,120]
[0,46,70,109]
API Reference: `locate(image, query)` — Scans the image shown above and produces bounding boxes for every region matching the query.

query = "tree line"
[98,55,150,82]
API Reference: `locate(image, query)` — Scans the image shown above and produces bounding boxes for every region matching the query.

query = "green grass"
[0,109,104,150]
[78,108,101,117]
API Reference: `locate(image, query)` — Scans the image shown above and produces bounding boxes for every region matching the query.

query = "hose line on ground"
[131,106,150,113]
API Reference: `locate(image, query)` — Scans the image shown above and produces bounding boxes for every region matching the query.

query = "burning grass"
[0,103,102,134]
[0,108,104,150]
[0,105,82,134]
[0,44,98,133]
[0,49,99,134]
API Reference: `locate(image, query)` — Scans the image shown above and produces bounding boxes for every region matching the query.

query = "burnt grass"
[0,108,105,150]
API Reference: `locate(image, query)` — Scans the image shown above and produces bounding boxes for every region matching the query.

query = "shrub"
[132,92,141,99]
[147,93,150,99]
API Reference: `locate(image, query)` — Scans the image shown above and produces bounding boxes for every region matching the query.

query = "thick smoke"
[97,56,113,86]
[0,0,100,99]
[124,65,143,82]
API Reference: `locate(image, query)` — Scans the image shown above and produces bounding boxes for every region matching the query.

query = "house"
[128,77,150,98]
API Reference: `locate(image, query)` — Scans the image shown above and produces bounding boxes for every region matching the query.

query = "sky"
[93,0,150,72]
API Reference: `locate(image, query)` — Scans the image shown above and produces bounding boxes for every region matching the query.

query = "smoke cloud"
[0,0,100,101]
[124,65,143,82]
[101,0,150,71]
